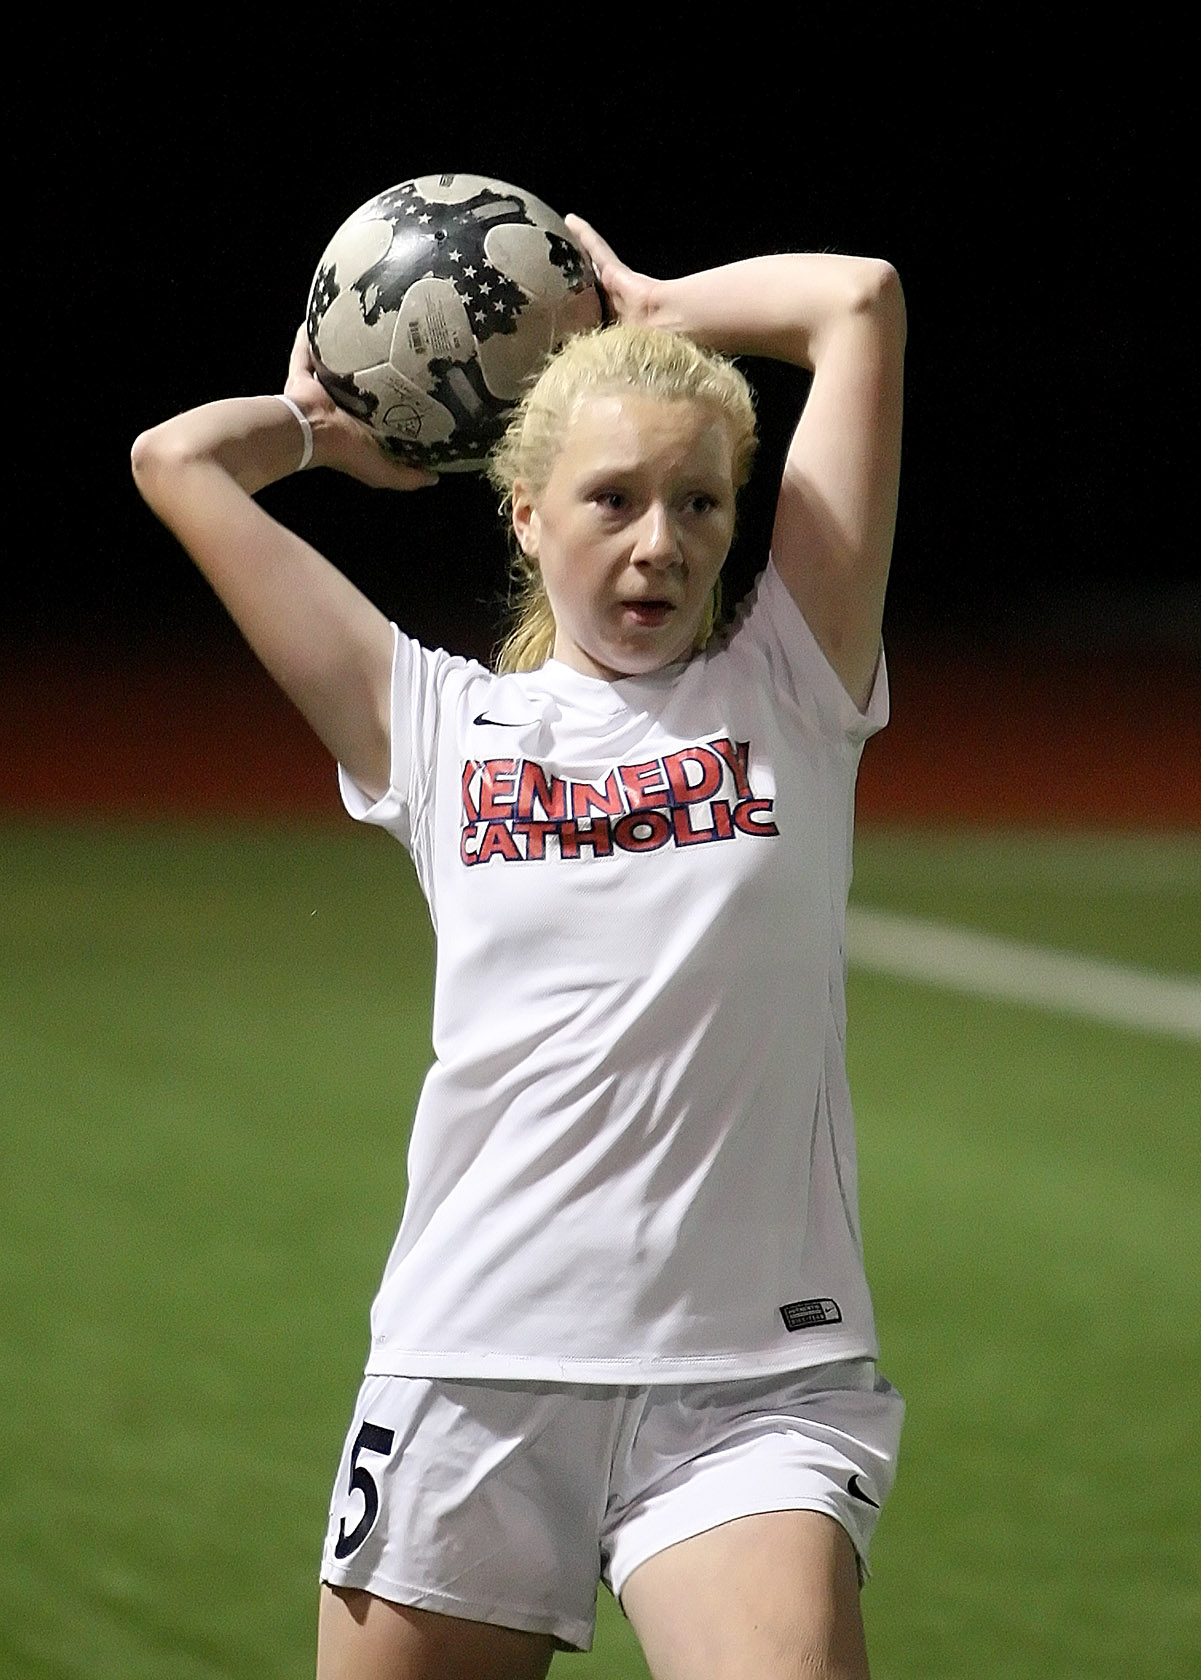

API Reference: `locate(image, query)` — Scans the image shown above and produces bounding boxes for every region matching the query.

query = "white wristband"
[272,393,313,471]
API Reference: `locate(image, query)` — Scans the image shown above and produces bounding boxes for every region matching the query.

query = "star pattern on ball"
[349,180,539,342]
[306,175,601,470]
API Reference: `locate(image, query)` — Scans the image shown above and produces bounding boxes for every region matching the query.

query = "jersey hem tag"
[779,1298,843,1332]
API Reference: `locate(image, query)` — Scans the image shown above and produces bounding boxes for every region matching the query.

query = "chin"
[565,617,699,680]
[604,642,688,678]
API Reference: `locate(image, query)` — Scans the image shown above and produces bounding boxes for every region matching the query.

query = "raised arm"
[569,220,906,710]
[130,331,437,799]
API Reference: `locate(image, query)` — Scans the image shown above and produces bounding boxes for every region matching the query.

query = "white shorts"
[319,1361,903,1653]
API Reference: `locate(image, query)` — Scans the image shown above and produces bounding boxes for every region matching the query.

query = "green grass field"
[2,821,1198,1679]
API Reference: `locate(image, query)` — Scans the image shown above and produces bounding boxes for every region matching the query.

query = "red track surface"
[2,638,1198,826]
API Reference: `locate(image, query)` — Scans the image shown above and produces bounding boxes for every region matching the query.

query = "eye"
[591,489,629,513]
[683,492,719,516]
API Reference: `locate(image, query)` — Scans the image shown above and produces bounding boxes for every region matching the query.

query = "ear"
[511,483,540,559]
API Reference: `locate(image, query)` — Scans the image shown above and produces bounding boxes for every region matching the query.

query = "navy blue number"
[333,1420,396,1559]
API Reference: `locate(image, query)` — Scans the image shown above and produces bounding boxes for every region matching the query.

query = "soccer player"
[132,212,906,1680]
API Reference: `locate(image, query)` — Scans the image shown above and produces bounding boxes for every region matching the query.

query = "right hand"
[282,326,440,491]
[565,215,660,327]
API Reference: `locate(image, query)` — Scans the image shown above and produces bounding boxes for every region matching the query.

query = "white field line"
[846,907,1201,1043]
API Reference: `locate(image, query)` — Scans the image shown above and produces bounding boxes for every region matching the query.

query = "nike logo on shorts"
[473,712,530,727]
[847,1474,880,1508]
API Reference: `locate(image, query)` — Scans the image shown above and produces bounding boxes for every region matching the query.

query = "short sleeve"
[338,625,467,852]
[728,560,889,745]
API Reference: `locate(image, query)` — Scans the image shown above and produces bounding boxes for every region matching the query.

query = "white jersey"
[340,560,887,1383]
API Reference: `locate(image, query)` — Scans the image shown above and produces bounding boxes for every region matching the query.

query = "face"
[511,392,738,681]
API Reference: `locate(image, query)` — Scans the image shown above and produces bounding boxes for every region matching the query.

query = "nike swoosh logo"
[473,712,531,728]
[847,1474,880,1509]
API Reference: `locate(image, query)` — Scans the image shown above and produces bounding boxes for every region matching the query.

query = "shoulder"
[387,628,493,704]
[711,564,888,743]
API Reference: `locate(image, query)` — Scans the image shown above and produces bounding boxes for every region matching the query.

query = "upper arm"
[131,430,394,798]
[768,264,905,711]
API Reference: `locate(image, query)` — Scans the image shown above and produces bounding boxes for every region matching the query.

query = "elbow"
[130,427,161,506]
[851,259,906,345]
[130,421,195,501]
[130,423,168,486]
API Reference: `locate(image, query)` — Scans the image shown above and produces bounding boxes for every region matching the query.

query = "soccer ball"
[306,174,604,472]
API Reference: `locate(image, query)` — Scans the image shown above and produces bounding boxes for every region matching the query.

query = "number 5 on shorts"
[333,1420,396,1559]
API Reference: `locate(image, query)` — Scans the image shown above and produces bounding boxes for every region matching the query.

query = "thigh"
[320,1374,615,1653]
[316,1584,555,1680]
[604,1362,904,1601]
[620,1509,868,1680]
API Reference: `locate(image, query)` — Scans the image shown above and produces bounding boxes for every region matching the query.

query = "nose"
[631,502,679,568]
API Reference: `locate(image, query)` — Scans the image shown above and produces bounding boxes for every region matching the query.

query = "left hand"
[283,326,440,491]
[566,215,659,326]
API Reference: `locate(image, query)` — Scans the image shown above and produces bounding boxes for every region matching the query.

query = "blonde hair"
[487,324,758,674]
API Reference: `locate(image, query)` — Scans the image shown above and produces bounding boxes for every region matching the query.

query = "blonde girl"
[133,213,906,1680]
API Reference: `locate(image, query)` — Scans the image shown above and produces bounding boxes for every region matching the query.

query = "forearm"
[131,395,310,503]
[647,253,905,369]
[130,395,395,793]
[130,394,328,640]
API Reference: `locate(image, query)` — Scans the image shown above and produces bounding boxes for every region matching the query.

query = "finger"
[287,323,314,382]
[363,449,440,492]
[565,214,621,277]
[344,456,438,493]
[397,465,440,491]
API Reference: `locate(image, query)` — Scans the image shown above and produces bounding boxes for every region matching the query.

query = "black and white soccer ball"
[306,174,604,472]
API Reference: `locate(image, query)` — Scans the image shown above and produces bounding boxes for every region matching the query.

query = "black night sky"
[14,23,1194,668]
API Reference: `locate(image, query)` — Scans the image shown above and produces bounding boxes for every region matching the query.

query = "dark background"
[12,22,1193,669]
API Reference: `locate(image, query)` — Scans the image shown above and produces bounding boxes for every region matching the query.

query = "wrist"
[271,393,314,471]
[641,275,685,336]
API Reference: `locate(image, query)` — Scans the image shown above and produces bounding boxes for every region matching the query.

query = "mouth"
[619,599,675,628]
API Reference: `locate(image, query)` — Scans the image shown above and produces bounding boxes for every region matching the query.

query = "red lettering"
[709,737,754,799]
[476,820,523,863]
[478,759,517,820]
[460,761,481,823]
[558,818,613,858]
[664,746,723,805]
[570,773,624,818]
[512,820,557,860]
[464,750,771,865]
[618,760,669,810]
[671,800,735,845]
[515,761,566,821]
[613,811,672,853]
[733,798,779,836]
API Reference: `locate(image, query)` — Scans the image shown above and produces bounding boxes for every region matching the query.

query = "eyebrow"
[575,458,733,487]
